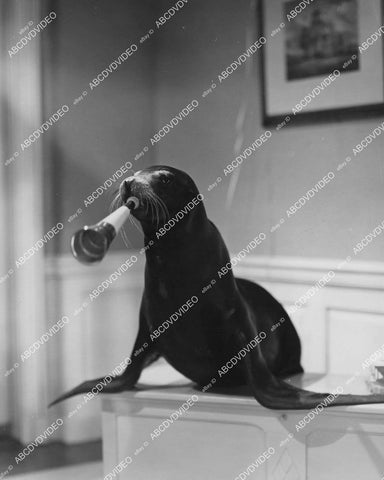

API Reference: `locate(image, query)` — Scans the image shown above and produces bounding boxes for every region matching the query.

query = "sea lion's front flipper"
[235,320,384,410]
[49,314,157,407]
[48,375,133,408]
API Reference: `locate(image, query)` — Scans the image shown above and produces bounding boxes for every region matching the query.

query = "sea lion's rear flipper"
[49,317,158,407]
[236,328,384,410]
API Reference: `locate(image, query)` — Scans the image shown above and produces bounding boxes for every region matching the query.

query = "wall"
[44,0,157,253]
[46,0,384,260]
[25,0,384,443]
[153,0,384,262]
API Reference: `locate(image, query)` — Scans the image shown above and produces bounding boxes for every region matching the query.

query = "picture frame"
[261,0,384,125]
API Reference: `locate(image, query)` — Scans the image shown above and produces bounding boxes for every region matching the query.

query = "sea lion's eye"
[160,176,171,184]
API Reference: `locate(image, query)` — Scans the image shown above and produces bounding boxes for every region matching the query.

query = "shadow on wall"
[152,0,384,262]
[43,0,158,253]
[43,0,384,261]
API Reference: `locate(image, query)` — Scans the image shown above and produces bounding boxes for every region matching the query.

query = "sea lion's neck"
[141,203,208,243]
[143,208,210,262]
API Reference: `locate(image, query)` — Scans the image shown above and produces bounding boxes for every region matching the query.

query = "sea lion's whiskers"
[146,193,155,225]
[110,187,120,199]
[145,191,157,226]
[152,191,169,222]
[137,188,151,218]
[153,197,161,229]
[143,195,149,215]
[120,225,132,249]
[109,192,123,213]
[109,195,118,213]
[128,215,143,236]
[152,191,166,222]
[153,191,169,217]
[150,193,161,229]
[147,191,162,229]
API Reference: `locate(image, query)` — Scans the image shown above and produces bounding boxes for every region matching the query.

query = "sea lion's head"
[111,165,205,235]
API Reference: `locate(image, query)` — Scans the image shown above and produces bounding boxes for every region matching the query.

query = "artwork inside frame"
[262,0,384,124]
[285,0,360,81]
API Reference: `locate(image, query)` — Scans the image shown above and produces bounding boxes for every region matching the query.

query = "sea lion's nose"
[119,177,134,202]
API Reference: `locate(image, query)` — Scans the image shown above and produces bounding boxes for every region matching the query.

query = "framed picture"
[261,0,384,124]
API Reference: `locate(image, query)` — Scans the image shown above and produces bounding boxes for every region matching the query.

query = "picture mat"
[264,0,384,116]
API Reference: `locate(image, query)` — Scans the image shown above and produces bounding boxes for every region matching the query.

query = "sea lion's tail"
[48,375,130,408]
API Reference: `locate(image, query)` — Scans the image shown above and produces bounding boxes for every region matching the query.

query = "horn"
[71,197,139,265]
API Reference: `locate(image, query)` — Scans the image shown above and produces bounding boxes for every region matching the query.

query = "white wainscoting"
[45,253,384,443]
[234,256,384,376]
[46,252,145,443]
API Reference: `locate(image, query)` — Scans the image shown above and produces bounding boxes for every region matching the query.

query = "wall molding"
[45,251,145,279]
[46,252,384,290]
[234,255,384,291]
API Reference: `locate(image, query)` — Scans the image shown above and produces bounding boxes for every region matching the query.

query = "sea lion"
[50,165,384,409]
